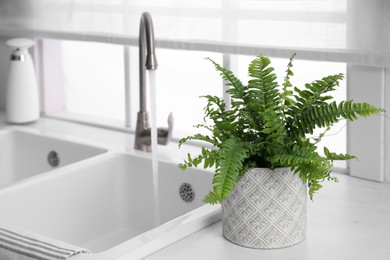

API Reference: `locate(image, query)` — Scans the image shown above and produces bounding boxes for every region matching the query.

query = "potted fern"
[179,54,383,249]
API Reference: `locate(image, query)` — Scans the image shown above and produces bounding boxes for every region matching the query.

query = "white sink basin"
[0,153,221,259]
[0,129,106,188]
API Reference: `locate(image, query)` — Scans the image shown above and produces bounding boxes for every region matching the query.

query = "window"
[41,39,126,127]
[42,39,222,140]
[61,41,125,123]
[128,47,222,139]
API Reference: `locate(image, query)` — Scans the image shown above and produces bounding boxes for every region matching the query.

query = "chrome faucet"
[134,12,173,152]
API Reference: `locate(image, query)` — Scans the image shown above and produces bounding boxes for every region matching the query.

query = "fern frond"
[246,56,280,112]
[262,107,286,155]
[211,137,248,202]
[178,146,219,171]
[179,153,203,170]
[206,58,245,109]
[193,123,214,134]
[339,100,385,119]
[270,143,318,165]
[271,154,313,166]
[271,149,322,167]
[271,143,331,196]
[282,53,295,92]
[324,147,356,161]
[179,133,217,148]
[234,55,282,134]
[203,191,222,205]
[294,100,383,135]
[200,95,240,143]
[308,180,323,200]
[292,161,332,199]
[281,53,296,110]
[201,146,219,169]
[293,73,344,111]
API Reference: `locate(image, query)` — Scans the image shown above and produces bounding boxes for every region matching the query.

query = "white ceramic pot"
[221,168,306,249]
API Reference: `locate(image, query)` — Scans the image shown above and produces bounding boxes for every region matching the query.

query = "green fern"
[206,58,245,108]
[294,101,383,135]
[280,53,296,111]
[208,137,248,203]
[323,147,356,161]
[245,56,281,125]
[203,191,222,205]
[179,54,384,204]
[293,73,344,111]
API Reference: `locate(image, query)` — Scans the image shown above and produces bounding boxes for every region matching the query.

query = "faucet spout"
[134,12,173,152]
[139,12,157,113]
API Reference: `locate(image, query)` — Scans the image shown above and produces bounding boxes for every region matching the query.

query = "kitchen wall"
[0,36,10,110]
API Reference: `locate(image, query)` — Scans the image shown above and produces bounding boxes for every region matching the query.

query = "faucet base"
[134,111,174,152]
[134,111,151,152]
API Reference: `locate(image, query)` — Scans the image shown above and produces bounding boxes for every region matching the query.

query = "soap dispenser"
[5,38,40,124]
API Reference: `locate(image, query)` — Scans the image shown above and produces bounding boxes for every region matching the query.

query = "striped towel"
[0,226,91,260]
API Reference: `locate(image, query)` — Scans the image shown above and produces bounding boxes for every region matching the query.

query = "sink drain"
[179,183,195,202]
[47,151,60,167]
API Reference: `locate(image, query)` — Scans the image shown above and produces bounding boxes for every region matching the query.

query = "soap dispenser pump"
[5,38,40,124]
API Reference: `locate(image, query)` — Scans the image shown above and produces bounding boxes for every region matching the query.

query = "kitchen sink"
[0,128,106,188]
[0,152,220,259]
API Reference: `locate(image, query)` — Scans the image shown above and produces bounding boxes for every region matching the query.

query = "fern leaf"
[324,147,356,161]
[294,100,383,136]
[282,53,296,92]
[340,100,384,118]
[294,73,344,110]
[238,55,283,133]
[178,153,203,170]
[203,191,222,205]
[271,144,321,167]
[261,107,286,155]
[281,53,296,111]
[179,133,217,148]
[201,147,218,169]
[211,137,248,203]
[271,154,313,166]
[246,55,281,111]
[308,180,323,200]
[206,58,245,109]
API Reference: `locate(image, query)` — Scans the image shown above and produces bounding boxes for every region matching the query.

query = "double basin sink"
[0,127,220,259]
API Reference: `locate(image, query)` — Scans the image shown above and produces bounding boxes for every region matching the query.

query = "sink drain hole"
[179,183,195,202]
[47,151,60,167]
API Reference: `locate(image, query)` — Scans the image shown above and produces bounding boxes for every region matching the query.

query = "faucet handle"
[157,112,173,145]
[167,112,174,134]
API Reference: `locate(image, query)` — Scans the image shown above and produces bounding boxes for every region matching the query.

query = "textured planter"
[222,168,306,249]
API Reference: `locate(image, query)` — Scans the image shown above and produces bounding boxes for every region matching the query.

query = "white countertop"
[1,114,389,260]
[146,170,390,260]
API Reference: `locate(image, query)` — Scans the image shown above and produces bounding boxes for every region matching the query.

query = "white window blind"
[0,0,389,66]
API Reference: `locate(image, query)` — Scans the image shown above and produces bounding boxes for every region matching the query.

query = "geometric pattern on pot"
[222,168,307,249]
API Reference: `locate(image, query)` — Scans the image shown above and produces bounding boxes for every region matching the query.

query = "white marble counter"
[146,173,390,260]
